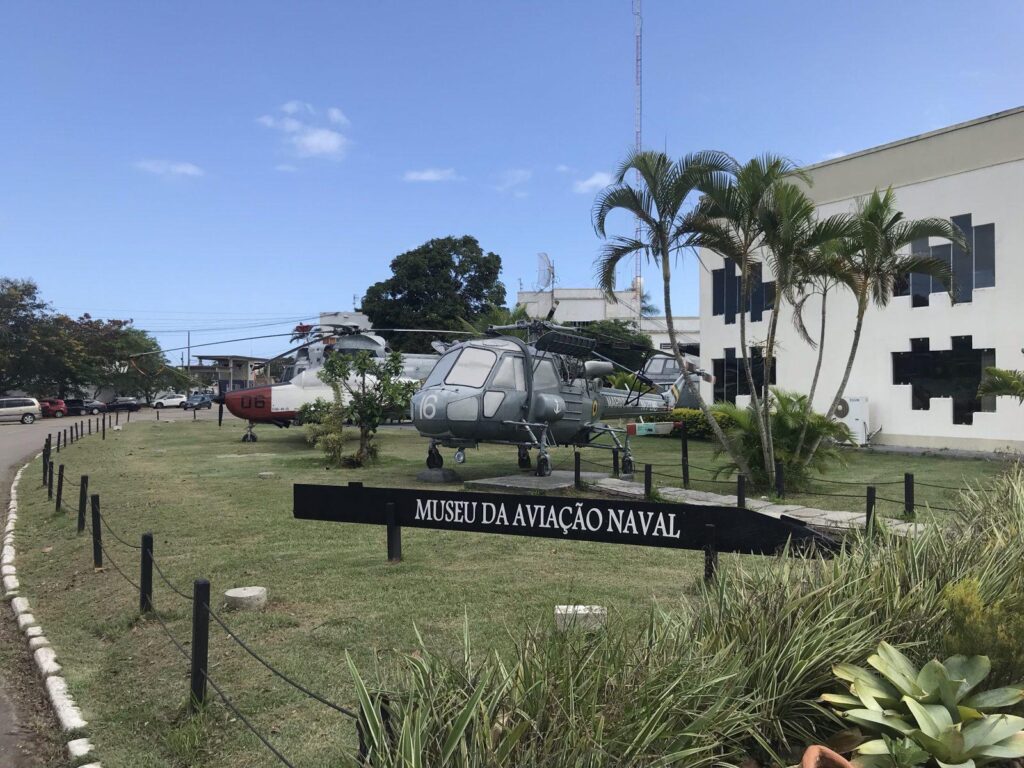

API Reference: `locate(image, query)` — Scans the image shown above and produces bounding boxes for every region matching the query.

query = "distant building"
[191,355,269,390]
[516,287,699,355]
[699,106,1024,452]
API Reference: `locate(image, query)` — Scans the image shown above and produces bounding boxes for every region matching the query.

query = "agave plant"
[822,642,1024,768]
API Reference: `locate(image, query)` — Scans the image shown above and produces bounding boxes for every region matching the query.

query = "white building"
[516,287,700,355]
[698,106,1024,452]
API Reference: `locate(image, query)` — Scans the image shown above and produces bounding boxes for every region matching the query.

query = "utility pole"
[186,330,191,391]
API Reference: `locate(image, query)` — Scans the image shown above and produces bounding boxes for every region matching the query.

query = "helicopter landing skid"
[583,425,634,475]
[241,422,258,443]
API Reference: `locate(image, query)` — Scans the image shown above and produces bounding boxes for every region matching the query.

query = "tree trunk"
[661,251,754,479]
[737,260,772,482]
[804,296,866,466]
[794,288,828,462]
[760,283,784,479]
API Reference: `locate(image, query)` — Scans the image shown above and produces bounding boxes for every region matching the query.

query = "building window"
[712,347,777,404]
[891,335,996,425]
[894,214,995,305]
[711,261,775,324]
[658,342,700,356]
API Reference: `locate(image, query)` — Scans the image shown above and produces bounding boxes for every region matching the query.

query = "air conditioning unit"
[836,396,870,445]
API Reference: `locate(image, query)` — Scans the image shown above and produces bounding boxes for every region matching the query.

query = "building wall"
[698,109,1024,452]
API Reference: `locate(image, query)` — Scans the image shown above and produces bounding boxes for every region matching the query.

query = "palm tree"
[591,149,748,473]
[690,157,814,483]
[803,187,969,464]
[978,368,1024,403]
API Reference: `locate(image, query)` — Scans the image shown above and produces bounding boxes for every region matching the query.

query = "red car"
[39,398,68,418]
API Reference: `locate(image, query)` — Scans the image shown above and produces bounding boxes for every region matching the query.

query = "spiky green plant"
[822,641,1024,768]
[977,367,1024,404]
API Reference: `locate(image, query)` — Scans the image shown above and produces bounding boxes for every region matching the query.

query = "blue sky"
[2,1,1022,361]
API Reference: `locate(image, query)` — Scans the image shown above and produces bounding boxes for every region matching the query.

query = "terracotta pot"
[801,745,855,768]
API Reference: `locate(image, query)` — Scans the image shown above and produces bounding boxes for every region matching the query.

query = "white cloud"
[495,168,531,192]
[555,164,572,173]
[258,102,350,160]
[823,150,846,160]
[403,168,462,182]
[134,159,205,177]
[275,164,298,173]
[573,171,613,194]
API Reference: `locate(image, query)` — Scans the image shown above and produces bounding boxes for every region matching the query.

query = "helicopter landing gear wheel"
[621,456,634,476]
[454,448,466,465]
[426,445,443,469]
[241,422,258,443]
[536,453,551,477]
[517,446,532,470]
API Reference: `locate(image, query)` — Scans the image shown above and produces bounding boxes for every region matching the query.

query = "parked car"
[64,398,107,416]
[39,398,68,418]
[184,394,214,410]
[0,397,41,424]
[106,397,141,412]
[153,393,187,409]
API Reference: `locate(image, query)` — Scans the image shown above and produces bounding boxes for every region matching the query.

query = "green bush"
[711,389,853,490]
[347,468,1024,767]
[296,398,333,426]
[942,578,1024,687]
[645,407,738,439]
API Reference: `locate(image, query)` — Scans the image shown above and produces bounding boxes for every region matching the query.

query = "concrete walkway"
[594,477,923,536]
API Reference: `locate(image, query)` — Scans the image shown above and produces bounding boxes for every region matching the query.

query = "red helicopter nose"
[224,387,273,421]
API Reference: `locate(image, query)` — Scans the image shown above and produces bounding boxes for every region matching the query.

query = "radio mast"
[632,0,643,320]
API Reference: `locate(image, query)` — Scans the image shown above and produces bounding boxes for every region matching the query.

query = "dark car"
[65,398,107,416]
[106,397,142,412]
[39,398,68,418]
[183,394,214,410]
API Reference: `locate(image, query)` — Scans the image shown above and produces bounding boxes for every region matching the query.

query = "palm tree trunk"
[804,297,866,466]
[794,288,828,462]
[737,262,773,482]
[661,252,753,479]
[760,285,784,479]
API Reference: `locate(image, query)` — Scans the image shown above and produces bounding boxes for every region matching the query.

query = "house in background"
[698,106,1024,452]
[190,355,271,391]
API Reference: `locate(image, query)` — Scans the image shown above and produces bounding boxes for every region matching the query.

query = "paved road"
[0,407,222,765]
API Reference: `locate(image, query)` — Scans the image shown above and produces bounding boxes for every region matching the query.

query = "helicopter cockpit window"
[423,351,460,388]
[532,359,559,389]
[645,358,665,374]
[444,347,497,388]
[491,355,526,390]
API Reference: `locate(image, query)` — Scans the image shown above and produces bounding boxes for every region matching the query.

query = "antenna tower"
[632,0,643,320]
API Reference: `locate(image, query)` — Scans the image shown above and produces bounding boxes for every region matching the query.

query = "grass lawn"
[12,420,1011,767]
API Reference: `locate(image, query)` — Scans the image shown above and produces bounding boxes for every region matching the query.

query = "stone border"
[7,456,101,768]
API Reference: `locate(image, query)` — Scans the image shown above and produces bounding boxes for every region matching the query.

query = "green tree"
[0,278,50,393]
[978,368,1024,403]
[318,350,418,465]
[803,188,968,464]
[591,149,748,474]
[362,236,506,353]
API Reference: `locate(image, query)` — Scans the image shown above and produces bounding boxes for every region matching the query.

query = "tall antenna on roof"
[632,0,643,321]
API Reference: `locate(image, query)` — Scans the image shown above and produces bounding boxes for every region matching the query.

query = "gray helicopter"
[410,321,708,476]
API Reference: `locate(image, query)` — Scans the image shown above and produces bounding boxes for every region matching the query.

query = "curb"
[7,456,100,767]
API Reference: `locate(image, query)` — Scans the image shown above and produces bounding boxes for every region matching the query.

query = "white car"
[152,393,187,409]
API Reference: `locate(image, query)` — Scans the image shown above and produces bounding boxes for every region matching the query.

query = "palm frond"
[978,368,1024,403]
[594,237,647,297]
[592,184,657,237]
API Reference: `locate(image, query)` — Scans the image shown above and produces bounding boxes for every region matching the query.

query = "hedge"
[648,408,737,440]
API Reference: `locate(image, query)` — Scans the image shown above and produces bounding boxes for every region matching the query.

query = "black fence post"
[102,417,106,440]
[612,447,620,478]
[156,409,160,422]
[865,486,876,535]
[47,462,54,500]
[140,533,154,613]
[63,428,67,447]
[88,419,92,435]
[737,474,746,509]
[774,460,785,498]
[189,578,211,712]
[385,502,402,563]
[115,411,119,426]
[55,464,64,513]
[703,524,718,582]
[78,476,88,533]
[42,440,49,485]
[193,408,196,421]
[644,464,653,499]
[574,452,582,490]
[56,431,61,453]
[126,410,130,424]
[680,421,690,489]
[90,495,102,569]
[904,473,915,519]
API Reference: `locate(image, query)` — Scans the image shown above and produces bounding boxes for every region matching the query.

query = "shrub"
[644,408,738,439]
[296,398,332,426]
[711,389,852,490]
[941,578,1024,687]
[346,466,1024,767]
